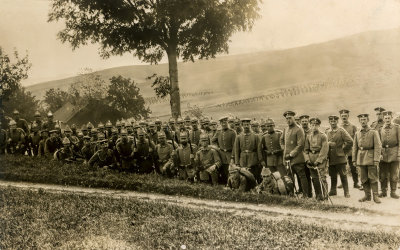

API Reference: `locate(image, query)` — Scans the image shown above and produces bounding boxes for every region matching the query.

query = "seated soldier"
[255,168,279,195]
[116,128,135,172]
[81,135,94,164]
[45,130,61,157]
[174,132,197,181]
[195,134,221,185]
[54,137,75,162]
[227,163,257,191]
[155,131,176,177]
[134,128,156,174]
[7,120,26,155]
[88,135,116,169]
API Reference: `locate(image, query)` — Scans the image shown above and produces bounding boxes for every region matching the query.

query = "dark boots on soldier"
[379,179,388,198]
[312,178,323,201]
[390,181,399,199]
[359,182,371,202]
[371,182,381,204]
[329,175,337,196]
[340,175,350,198]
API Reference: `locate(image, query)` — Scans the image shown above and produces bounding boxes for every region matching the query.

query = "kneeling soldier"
[54,137,74,162]
[378,111,400,199]
[155,131,175,177]
[175,132,197,181]
[195,134,221,185]
[304,118,329,200]
[353,114,382,203]
[88,136,116,169]
[134,128,156,174]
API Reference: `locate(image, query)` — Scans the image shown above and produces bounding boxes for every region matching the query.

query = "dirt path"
[1,180,399,235]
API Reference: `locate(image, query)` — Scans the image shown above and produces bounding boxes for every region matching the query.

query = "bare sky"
[1,0,400,86]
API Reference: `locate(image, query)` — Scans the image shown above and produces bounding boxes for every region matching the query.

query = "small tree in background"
[43,88,70,111]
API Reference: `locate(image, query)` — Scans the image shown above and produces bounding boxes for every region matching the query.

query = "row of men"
[1,107,400,203]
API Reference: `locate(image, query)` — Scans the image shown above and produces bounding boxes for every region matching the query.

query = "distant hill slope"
[27,28,400,120]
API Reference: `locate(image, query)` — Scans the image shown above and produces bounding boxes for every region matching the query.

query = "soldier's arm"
[211,148,221,168]
[279,128,285,149]
[304,135,310,163]
[257,136,265,164]
[290,128,305,157]
[233,136,240,165]
[88,152,98,167]
[211,131,218,146]
[341,128,353,152]
[231,130,237,148]
[352,133,358,165]
[373,130,382,164]
[317,134,329,164]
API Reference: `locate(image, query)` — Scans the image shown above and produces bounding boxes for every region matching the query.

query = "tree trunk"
[167,47,181,119]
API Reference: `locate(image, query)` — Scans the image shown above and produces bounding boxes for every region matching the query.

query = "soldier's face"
[383,115,392,125]
[359,117,369,127]
[101,141,108,149]
[65,131,71,137]
[159,137,166,144]
[242,122,251,132]
[121,134,128,141]
[138,133,145,141]
[286,116,295,126]
[310,122,320,132]
[181,137,188,145]
[376,112,384,121]
[229,121,234,128]
[149,126,155,132]
[340,114,349,121]
[300,118,309,128]
[192,122,198,130]
[200,140,209,148]
[266,124,274,133]
[221,121,228,129]
[329,119,338,127]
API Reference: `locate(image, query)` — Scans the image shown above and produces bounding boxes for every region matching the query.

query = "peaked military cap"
[9,120,17,126]
[382,111,393,116]
[13,110,20,115]
[81,124,88,131]
[283,111,296,117]
[374,107,385,113]
[328,115,339,121]
[120,128,128,135]
[219,116,229,122]
[184,115,191,122]
[339,109,350,114]
[34,111,41,117]
[157,131,166,138]
[200,133,209,141]
[179,132,188,138]
[357,114,369,118]
[47,111,53,117]
[87,122,94,129]
[62,137,71,145]
[97,133,105,140]
[155,118,162,124]
[191,118,199,123]
[309,117,321,125]
[298,115,310,120]
[98,122,104,129]
[64,125,72,133]
[105,120,113,128]
[265,118,275,125]
[241,118,252,122]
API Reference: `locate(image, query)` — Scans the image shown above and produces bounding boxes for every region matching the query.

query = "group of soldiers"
[1,107,400,204]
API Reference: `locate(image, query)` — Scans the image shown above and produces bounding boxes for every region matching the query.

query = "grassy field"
[1,187,399,249]
[0,155,361,213]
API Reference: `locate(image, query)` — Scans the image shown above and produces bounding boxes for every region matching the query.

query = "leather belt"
[220,149,232,152]
[310,150,320,154]
[384,144,398,148]
[358,147,373,150]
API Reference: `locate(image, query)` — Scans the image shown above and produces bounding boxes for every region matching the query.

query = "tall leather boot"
[340,174,350,198]
[359,181,371,202]
[329,175,337,196]
[312,178,323,201]
[371,182,381,204]
[390,181,399,199]
[379,179,388,197]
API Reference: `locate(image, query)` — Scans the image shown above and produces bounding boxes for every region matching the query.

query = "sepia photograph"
[1,0,400,249]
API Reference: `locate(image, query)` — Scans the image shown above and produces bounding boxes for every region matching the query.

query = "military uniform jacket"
[88,149,116,167]
[16,118,29,134]
[326,127,353,165]
[352,127,382,166]
[234,132,260,168]
[379,124,400,163]
[304,131,329,164]
[195,146,221,171]
[175,144,197,167]
[212,128,236,165]
[258,130,283,167]
[135,139,156,160]
[371,120,384,131]
[81,145,93,161]
[45,137,61,155]
[280,124,305,165]
[341,122,358,155]
[155,143,174,164]
[8,128,25,144]
[189,129,201,146]
[116,140,134,158]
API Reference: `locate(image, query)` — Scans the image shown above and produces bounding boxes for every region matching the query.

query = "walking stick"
[315,166,334,205]
[286,160,299,198]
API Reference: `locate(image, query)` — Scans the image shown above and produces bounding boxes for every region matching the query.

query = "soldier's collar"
[384,123,392,128]
[341,121,350,125]
[361,126,370,132]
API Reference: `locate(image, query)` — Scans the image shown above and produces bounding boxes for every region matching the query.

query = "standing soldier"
[43,111,56,131]
[280,111,309,198]
[212,116,237,184]
[0,121,7,154]
[326,115,353,198]
[371,107,385,131]
[353,114,382,203]
[251,120,261,136]
[299,114,312,198]
[304,118,329,201]
[189,118,201,147]
[155,131,175,177]
[233,118,261,182]
[339,109,361,189]
[134,128,156,174]
[148,122,159,145]
[7,120,26,155]
[37,129,49,157]
[378,111,400,199]
[195,133,221,185]
[116,128,135,172]
[258,118,286,177]
[175,132,197,181]
[155,118,162,132]
[33,111,43,130]
[13,110,29,134]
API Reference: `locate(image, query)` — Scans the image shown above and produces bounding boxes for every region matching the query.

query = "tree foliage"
[107,76,150,120]
[48,0,261,118]
[43,88,70,112]
[3,88,42,122]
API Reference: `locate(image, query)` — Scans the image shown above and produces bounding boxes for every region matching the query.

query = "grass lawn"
[0,155,361,213]
[1,187,399,249]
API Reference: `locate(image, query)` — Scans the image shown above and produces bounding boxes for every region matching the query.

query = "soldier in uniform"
[148,122,159,145]
[326,115,353,198]
[174,132,197,181]
[29,122,42,156]
[44,129,61,157]
[353,114,382,203]
[81,124,89,136]
[81,135,94,163]
[195,133,221,185]
[189,118,201,146]
[234,119,242,135]
[43,112,56,131]
[233,118,261,182]
[304,118,329,200]
[0,121,7,154]
[155,131,175,177]
[71,124,78,137]
[258,118,286,177]
[378,111,400,199]
[33,111,43,130]
[7,120,26,155]
[116,128,135,172]
[168,118,177,133]
[54,137,75,162]
[339,109,361,189]
[280,111,309,198]
[299,114,312,198]
[371,107,385,131]
[155,118,162,132]
[105,120,113,138]
[134,128,156,174]
[88,135,116,169]
[228,117,235,130]
[208,120,218,139]
[212,116,237,184]
[37,129,49,157]
[13,110,29,134]
[251,120,261,136]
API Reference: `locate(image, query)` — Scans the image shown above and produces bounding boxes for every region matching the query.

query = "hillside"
[27,28,400,121]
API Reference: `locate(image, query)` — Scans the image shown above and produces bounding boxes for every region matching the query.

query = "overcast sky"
[1,0,400,86]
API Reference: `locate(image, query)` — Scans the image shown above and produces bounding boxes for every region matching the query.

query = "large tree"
[48,0,261,118]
